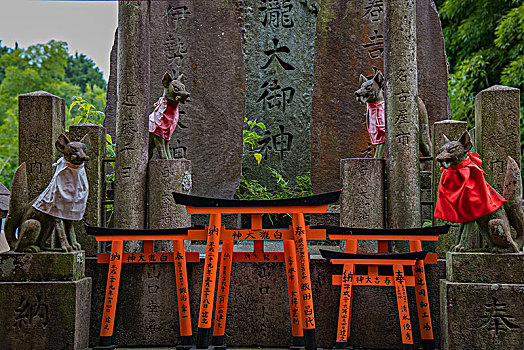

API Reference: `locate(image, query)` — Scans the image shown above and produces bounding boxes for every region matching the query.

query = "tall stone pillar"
[18,92,65,199]
[340,158,385,252]
[148,159,191,251]
[115,1,150,248]
[475,85,521,193]
[68,124,106,256]
[384,0,421,229]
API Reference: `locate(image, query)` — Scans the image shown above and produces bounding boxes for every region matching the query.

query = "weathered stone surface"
[242,0,317,188]
[68,124,106,257]
[0,251,85,282]
[311,0,450,193]
[0,278,91,350]
[384,0,420,229]
[104,29,118,141]
[18,92,65,200]
[446,252,524,284]
[475,85,521,193]
[416,0,450,124]
[340,158,385,252]
[87,257,445,348]
[148,159,191,251]
[88,259,182,347]
[115,1,150,252]
[441,281,524,350]
[149,0,244,198]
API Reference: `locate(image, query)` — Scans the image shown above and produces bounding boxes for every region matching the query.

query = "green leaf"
[254,153,262,165]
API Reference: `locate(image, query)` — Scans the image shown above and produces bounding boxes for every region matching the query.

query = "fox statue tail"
[4,162,29,249]
[503,156,524,251]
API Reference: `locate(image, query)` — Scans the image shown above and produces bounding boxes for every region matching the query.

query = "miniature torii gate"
[88,190,340,350]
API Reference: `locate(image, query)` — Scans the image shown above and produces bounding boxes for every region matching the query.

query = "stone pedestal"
[441,252,524,350]
[0,251,91,350]
[148,159,191,250]
[18,91,65,200]
[340,158,385,252]
[68,124,106,257]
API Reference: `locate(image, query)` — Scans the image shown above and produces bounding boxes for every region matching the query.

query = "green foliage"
[243,116,266,165]
[65,52,106,92]
[236,168,313,200]
[0,40,107,189]
[439,0,524,124]
[69,96,105,125]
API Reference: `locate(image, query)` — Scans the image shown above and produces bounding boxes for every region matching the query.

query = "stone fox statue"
[354,71,432,158]
[148,72,190,159]
[4,134,90,253]
[435,131,524,253]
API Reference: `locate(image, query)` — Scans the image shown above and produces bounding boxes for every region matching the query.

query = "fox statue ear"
[162,72,173,88]
[177,74,185,83]
[374,71,384,88]
[441,134,451,145]
[359,74,367,86]
[55,134,70,154]
[79,134,91,152]
[458,131,472,151]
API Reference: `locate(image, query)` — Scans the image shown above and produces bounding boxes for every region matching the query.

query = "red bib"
[434,153,506,223]
[366,101,385,145]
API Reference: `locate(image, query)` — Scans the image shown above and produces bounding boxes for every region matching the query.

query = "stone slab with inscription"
[88,259,181,347]
[441,252,524,350]
[87,257,445,348]
[241,0,318,187]
[18,91,65,200]
[0,251,85,282]
[474,85,521,194]
[0,278,91,350]
[106,0,244,198]
[311,0,449,193]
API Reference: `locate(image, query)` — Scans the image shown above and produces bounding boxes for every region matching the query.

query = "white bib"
[32,157,89,221]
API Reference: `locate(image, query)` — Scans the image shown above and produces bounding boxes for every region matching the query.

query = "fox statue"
[354,71,432,158]
[5,134,90,253]
[148,72,190,159]
[435,131,524,253]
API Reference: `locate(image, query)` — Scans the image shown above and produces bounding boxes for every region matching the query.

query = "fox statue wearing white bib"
[4,134,90,253]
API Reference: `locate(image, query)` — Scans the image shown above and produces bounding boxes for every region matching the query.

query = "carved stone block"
[0,278,91,350]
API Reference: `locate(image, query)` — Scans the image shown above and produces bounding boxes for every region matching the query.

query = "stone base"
[0,251,86,282]
[87,257,445,349]
[0,278,91,350]
[441,252,524,350]
[441,280,524,350]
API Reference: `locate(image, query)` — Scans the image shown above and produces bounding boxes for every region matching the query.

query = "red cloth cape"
[434,153,506,223]
[148,97,179,141]
[366,101,385,145]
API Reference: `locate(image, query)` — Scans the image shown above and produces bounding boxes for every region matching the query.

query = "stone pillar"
[18,92,65,199]
[475,85,521,193]
[148,159,191,251]
[384,0,421,229]
[68,124,106,256]
[340,158,385,252]
[114,1,150,250]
